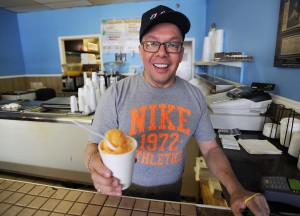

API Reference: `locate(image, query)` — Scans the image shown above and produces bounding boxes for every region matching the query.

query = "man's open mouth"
[154,63,169,68]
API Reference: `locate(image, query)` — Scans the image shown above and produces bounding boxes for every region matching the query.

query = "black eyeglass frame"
[140,41,184,53]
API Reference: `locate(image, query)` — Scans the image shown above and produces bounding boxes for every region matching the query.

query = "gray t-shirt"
[90,73,215,193]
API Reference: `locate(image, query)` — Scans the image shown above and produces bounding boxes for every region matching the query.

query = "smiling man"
[139,23,184,88]
[84,5,270,216]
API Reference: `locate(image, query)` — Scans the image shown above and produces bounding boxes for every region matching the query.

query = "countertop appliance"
[24,97,71,116]
[41,97,71,109]
[206,83,274,115]
[102,61,124,88]
[1,90,36,100]
[206,83,275,131]
[62,75,84,92]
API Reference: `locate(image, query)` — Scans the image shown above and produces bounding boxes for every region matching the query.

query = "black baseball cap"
[139,5,191,42]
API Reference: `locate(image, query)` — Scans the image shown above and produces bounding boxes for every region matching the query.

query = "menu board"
[101,18,141,54]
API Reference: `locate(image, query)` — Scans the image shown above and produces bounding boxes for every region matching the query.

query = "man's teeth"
[154,64,168,68]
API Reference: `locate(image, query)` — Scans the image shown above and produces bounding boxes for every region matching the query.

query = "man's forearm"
[204,146,245,195]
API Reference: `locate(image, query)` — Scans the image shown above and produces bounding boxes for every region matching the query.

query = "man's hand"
[230,190,270,216]
[198,139,270,216]
[84,143,122,196]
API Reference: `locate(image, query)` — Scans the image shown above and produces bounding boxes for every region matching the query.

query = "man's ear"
[139,45,143,61]
[179,47,184,63]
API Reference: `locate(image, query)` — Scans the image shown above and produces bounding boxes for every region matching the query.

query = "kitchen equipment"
[103,61,124,73]
[62,63,82,76]
[62,75,84,92]
[61,63,84,92]
[1,90,36,101]
[41,97,70,109]
[35,88,56,101]
[103,61,124,88]
[23,97,93,116]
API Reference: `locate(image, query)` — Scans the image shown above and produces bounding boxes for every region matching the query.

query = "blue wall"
[206,0,300,102]
[0,0,299,102]
[0,8,25,76]
[16,0,206,75]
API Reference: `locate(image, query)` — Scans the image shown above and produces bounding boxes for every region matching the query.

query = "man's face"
[139,23,184,88]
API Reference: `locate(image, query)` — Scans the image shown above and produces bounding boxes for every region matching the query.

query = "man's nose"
[156,44,169,56]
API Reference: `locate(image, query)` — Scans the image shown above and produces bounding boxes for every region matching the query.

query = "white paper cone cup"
[98,136,137,190]
[70,95,78,113]
[92,72,98,83]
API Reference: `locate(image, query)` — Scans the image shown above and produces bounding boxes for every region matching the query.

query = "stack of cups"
[298,153,300,171]
[77,88,85,112]
[202,36,211,62]
[91,72,98,84]
[70,95,78,113]
[262,123,280,139]
[280,118,300,147]
[288,132,300,158]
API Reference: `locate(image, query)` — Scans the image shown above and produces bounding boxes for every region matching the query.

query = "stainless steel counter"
[0,99,93,184]
[0,99,92,124]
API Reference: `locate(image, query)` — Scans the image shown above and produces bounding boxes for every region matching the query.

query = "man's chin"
[151,77,176,88]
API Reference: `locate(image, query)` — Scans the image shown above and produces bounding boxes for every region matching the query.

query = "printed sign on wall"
[101,19,141,54]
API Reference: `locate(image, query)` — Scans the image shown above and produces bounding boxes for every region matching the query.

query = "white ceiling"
[0,0,160,13]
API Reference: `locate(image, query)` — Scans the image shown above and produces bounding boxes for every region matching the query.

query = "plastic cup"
[98,136,137,190]
[288,132,300,158]
[298,153,300,171]
[70,95,78,113]
[262,123,280,139]
[280,118,300,147]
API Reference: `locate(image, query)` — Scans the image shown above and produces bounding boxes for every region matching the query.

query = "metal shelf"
[194,61,218,66]
[194,61,242,68]
[194,60,249,84]
[66,51,99,55]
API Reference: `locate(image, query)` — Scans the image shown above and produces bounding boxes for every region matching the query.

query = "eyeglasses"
[141,41,183,53]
